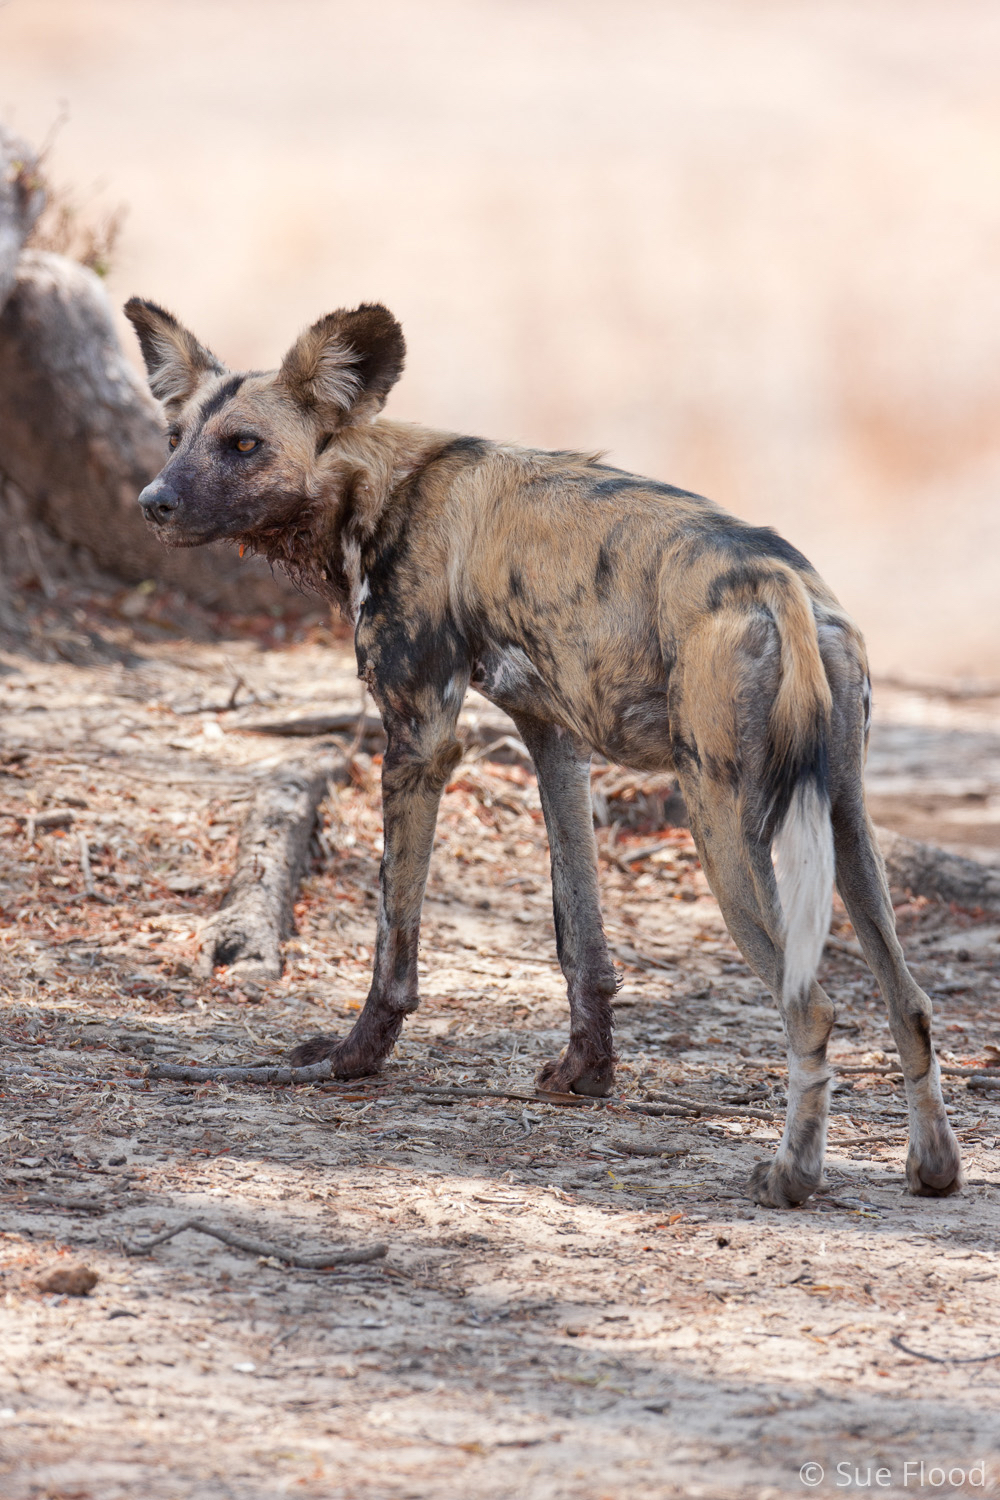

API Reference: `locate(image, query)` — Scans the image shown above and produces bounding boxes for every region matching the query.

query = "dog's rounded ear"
[278,303,405,425]
[124,298,225,414]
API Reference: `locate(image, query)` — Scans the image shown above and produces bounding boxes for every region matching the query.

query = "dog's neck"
[238,418,457,610]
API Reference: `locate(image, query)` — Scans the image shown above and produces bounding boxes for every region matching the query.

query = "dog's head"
[124,299,405,547]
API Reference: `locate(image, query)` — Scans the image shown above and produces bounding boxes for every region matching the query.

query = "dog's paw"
[287,1034,340,1067]
[535,1054,615,1098]
[748,1156,821,1209]
[906,1127,963,1197]
[287,1034,382,1078]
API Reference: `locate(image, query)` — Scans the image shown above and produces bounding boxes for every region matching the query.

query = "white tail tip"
[772,780,835,1004]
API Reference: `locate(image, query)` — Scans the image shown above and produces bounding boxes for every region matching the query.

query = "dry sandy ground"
[2,591,1000,1499]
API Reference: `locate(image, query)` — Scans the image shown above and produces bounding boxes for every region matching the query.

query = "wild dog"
[124,296,963,1209]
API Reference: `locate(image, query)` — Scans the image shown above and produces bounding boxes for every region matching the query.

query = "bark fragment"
[198,750,343,985]
[876,824,1000,914]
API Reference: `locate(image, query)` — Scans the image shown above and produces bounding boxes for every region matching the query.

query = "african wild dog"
[124,296,963,1209]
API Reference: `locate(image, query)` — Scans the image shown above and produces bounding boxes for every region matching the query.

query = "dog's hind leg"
[511,713,619,1096]
[832,793,962,1196]
[289,698,464,1075]
[685,786,836,1209]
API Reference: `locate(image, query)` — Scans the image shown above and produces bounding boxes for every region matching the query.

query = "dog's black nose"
[138,481,180,525]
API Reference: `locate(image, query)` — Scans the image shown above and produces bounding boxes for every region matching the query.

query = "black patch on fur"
[587,463,704,502]
[509,567,525,601]
[704,752,741,793]
[705,516,814,573]
[358,440,481,668]
[761,719,830,845]
[594,544,614,596]
[707,565,775,613]
[434,435,489,464]
[385,437,489,532]
[552,902,566,966]
[198,374,247,422]
[671,736,702,774]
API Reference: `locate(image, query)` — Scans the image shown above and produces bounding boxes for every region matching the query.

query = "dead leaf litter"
[2,594,1000,1498]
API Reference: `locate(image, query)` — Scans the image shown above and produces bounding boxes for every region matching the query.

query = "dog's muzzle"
[138,481,181,526]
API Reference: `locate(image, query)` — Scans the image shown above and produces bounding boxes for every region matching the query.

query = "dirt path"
[2,594,999,1499]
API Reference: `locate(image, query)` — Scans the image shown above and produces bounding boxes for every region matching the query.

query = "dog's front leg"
[511,713,619,1095]
[288,712,463,1074]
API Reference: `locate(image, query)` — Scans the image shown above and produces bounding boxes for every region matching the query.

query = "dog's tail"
[755,566,835,1008]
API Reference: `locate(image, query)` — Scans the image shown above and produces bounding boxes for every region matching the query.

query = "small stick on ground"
[641,1091,776,1122]
[21,1193,107,1214]
[745,1058,1000,1079]
[607,840,674,873]
[148,1058,335,1085]
[145,1065,599,1104]
[608,942,674,972]
[606,1139,689,1158]
[77,831,94,896]
[197,748,343,986]
[406,1085,595,1107]
[124,1216,388,1268]
[825,936,869,964]
[236,710,385,742]
[5,1065,150,1088]
[1,807,74,831]
[890,1335,1000,1365]
[144,1067,780,1119]
[465,733,531,765]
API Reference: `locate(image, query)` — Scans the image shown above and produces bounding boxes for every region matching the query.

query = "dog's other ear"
[124,298,225,413]
[278,303,405,425]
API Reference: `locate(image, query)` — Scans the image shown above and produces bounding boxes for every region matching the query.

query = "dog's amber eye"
[235,437,259,453]
[167,433,180,450]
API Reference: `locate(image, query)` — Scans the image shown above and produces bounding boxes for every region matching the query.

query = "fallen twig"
[608,942,675,972]
[23,1193,107,1214]
[1,807,73,833]
[406,1085,595,1108]
[743,1058,999,1079]
[235,710,384,740]
[198,748,343,985]
[77,830,94,895]
[606,1139,689,1158]
[890,1335,1000,1365]
[170,676,249,715]
[606,840,674,873]
[124,1217,388,1268]
[641,1091,776,1122]
[145,1065,604,1103]
[4,1065,148,1088]
[144,1066,783,1121]
[825,936,868,964]
[148,1058,335,1085]
[465,733,531,765]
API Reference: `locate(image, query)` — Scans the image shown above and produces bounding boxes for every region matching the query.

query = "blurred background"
[2,0,999,678]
